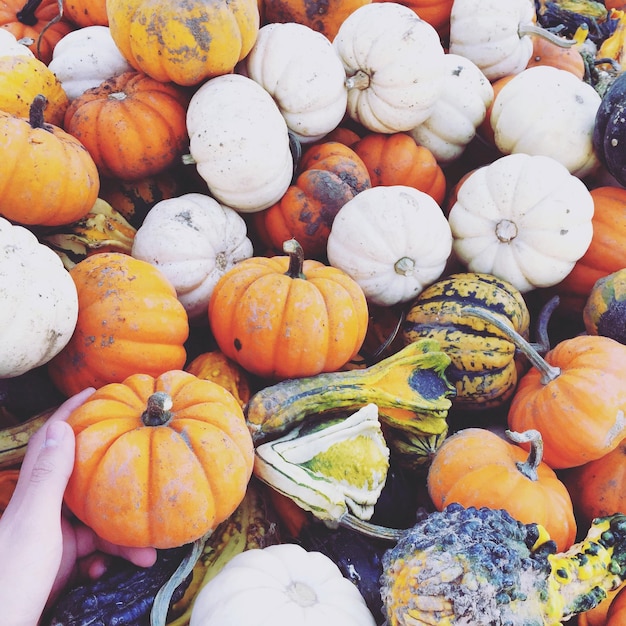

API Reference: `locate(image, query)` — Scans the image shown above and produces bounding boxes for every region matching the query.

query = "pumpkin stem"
[345,70,371,91]
[283,239,306,279]
[16,0,44,25]
[339,512,406,542]
[394,256,416,276]
[29,94,48,129]
[534,295,560,354]
[505,429,543,481]
[141,391,174,427]
[518,22,577,48]
[461,306,561,384]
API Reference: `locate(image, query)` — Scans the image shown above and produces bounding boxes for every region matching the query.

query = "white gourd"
[0,29,34,57]
[0,217,78,378]
[131,193,253,320]
[244,22,348,143]
[186,74,294,213]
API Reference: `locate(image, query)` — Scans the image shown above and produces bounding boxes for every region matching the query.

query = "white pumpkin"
[409,53,493,164]
[449,0,536,81]
[186,74,294,213]
[189,543,377,626]
[243,22,348,143]
[327,186,452,306]
[131,193,253,320]
[448,153,595,293]
[333,2,445,134]
[48,26,133,100]
[0,29,34,57]
[0,217,78,378]
[490,65,601,178]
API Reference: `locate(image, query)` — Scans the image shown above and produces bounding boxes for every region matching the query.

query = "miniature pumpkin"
[63,71,190,181]
[48,25,132,100]
[189,543,377,625]
[583,268,626,344]
[351,133,446,205]
[490,66,601,177]
[131,193,254,321]
[107,0,259,86]
[0,95,99,227]
[427,427,577,551]
[553,186,626,317]
[326,185,452,306]
[0,217,78,378]
[63,370,254,548]
[47,252,189,397]
[186,74,293,213]
[448,153,594,293]
[209,239,368,380]
[333,2,445,133]
[402,272,530,410]
[526,33,585,79]
[244,22,348,143]
[63,0,108,26]
[0,0,74,63]
[374,0,453,35]
[251,141,371,259]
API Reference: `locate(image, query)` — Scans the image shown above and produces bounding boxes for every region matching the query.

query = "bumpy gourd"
[381,503,626,626]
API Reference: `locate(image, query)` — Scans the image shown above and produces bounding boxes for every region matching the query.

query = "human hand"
[0,388,158,626]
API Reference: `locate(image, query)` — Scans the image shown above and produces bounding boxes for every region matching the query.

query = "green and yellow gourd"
[381,503,626,626]
[402,272,531,410]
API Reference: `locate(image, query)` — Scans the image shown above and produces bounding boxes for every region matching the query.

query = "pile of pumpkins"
[3,0,626,623]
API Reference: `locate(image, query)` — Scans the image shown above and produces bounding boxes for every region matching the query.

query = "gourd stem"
[283,238,306,279]
[29,94,47,129]
[142,392,173,427]
[16,0,43,25]
[534,295,560,354]
[339,513,406,542]
[345,70,371,91]
[394,256,415,276]
[505,429,543,481]
[461,306,561,385]
[518,22,577,48]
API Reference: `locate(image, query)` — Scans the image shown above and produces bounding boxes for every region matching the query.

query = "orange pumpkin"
[352,132,446,205]
[578,582,626,626]
[373,0,453,36]
[554,186,626,317]
[63,71,190,181]
[0,469,19,516]
[62,0,108,26]
[63,370,254,548]
[427,427,576,551]
[0,95,99,227]
[0,0,74,63]
[525,35,585,79]
[251,142,371,259]
[48,252,189,397]
[476,74,515,147]
[607,585,626,625]
[208,238,369,380]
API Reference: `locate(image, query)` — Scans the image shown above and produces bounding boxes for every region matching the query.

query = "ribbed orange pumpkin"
[0,95,99,227]
[208,239,369,380]
[554,186,626,317]
[251,142,371,259]
[63,71,190,181]
[427,427,577,551]
[48,252,189,396]
[63,370,254,548]
[352,132,446,205]
[525,35,585,79]
[373,0,453,35]
[0,0,74,63]
[63,0,108,26]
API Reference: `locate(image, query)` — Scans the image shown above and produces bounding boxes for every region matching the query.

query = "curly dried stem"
[505,429,543,481]
[518,22,577,47]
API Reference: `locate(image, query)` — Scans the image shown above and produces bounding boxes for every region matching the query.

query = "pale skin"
[0,388,158,626]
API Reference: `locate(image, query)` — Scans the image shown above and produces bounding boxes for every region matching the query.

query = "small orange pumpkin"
[208,238,369,380]
[48,252,189,397]
[62,0,108,26]
[0,469,19,516]
[63,370,254,548]
[63,71,190,181]
[351,132,446,205]
[607,584,626,626]
[251,142,371,259]
[427,427,577,551]
[374,0,453,35]
[525,34,585,79]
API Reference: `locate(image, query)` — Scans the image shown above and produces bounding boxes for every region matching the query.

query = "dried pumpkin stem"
[505,429,543,481]
[339,512,406,542]
[518,22,577,48]
[394,256,415,276]
[142,391,174,427]
[461,306,561,385]
[29,94,47,129]
[16,0,44,25]
[283,238,306,279]
[345,70,371,91]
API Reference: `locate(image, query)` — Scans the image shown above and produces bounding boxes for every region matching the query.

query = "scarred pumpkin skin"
[63,370,254,549]
[63,71,191,181]
[48,252,189,397]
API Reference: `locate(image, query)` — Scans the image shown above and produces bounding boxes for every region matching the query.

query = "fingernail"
[44,421,68,448]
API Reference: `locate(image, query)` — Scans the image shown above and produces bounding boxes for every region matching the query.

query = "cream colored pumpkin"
[490,65,601,178]
[48,26,133,101]
[449,0,536,81]
[0,217,78,378]
[131,193,253,320]
[448,153,594,293]
[189,543,377,626]
[327,186,452,306]
[0,29,34,57]
[409,53,494,164]
[243,22,348,143]
[186,74,294,212]
[333,2,445,133]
